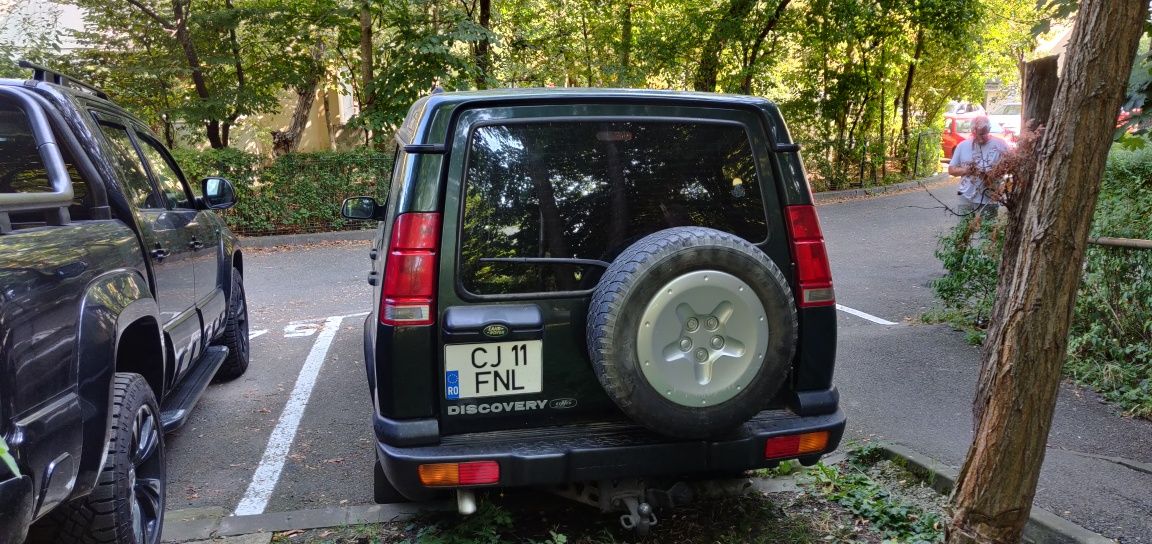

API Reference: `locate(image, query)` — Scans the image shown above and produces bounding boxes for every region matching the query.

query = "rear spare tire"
[587,227,797,439]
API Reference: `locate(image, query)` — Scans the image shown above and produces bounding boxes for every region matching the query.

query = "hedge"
[173,148,392,237]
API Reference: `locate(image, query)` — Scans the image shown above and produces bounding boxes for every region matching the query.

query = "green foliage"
[62,0,342,146]
[399,502,572,544]
[349,0,491,135]
[0,1,67,78]
[1066,144,1152,418]
[928,214,1004,343]
[809,462,944,543]
[930,145,1152,417]
[908,127,943,177]
[173,148,391,236]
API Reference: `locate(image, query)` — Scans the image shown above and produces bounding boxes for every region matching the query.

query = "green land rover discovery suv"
[342,89,845,532]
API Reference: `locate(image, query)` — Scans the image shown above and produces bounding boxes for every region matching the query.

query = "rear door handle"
[150,247,171,261]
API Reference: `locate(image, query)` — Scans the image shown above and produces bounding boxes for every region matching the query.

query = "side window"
[97,122,163,210]
[135,134,192,209]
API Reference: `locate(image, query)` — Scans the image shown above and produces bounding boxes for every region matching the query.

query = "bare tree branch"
[124,0,174,30]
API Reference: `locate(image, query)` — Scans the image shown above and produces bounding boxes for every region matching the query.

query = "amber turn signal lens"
[418,461,500,487]
[764,431,829,460]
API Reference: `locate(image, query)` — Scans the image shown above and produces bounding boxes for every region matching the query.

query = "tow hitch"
[549,477,755,536]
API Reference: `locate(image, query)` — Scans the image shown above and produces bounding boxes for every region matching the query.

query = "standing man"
[948,115,1010,217]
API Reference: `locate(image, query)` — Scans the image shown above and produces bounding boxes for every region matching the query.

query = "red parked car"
[942,112,1015,159]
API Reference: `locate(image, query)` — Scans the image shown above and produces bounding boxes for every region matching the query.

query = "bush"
[1066,145,1152,418]
[927,215,1003,345]
[172,148,392,236]
[907,128,942,178]
[930,144,1152,417]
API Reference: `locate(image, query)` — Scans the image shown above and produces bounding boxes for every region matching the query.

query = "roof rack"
[18,60,109,100]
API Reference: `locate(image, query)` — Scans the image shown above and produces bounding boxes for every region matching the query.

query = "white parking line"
[248,329,269,340]
[836,304,897,325]
[233,315,345,516]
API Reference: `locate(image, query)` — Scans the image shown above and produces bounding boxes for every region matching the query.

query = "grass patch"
[270,465,940,544]
[803,450,946,544]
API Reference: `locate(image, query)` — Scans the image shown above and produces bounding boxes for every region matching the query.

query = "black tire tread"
[214,268,249,381]
[27,373,164,544]
[586,227,797,438]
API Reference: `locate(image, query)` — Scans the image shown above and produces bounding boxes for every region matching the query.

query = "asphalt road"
[164,182,1152,542]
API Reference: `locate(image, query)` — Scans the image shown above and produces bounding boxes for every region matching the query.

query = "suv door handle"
[188,238,205,250]
[150,247,171,262]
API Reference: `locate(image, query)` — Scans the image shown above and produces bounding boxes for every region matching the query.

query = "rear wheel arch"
[114,315,166,401]
[73,272,163,499]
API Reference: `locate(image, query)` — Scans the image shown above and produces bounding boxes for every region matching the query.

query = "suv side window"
[134,134,193,209]
[460,120,767,296]
[97,123,163,210]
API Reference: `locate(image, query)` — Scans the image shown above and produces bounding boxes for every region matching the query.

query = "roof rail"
[18,60,109,100]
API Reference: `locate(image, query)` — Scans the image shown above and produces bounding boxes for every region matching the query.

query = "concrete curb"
[238,229,375,249]
[813,173,950,203]
[162,502,451,543]
[877,444,1118,544]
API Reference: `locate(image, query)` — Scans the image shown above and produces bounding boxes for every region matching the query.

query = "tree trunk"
[273,43,326,156]
[693,0,755,92]
[1021,56,1060,131]
[169,0,223,148]
[321,86,337,150]
[739,0,791,95]
[474,0,491,89]
[273,87,319,156]
[972,55,1061,422]
[616,2,632,86]
[947,3,1147,543]
[359,0,373,142]
[899,27,924,170]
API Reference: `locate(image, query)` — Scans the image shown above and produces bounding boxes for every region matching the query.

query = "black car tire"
[214,267,250,381]
[28,373,165,544]
[587,227,797,439]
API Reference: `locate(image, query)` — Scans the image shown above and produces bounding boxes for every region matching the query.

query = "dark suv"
[343,89,844,531]
[1,63,248,544]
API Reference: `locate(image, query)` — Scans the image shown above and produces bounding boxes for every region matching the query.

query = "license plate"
[444,340,543,400]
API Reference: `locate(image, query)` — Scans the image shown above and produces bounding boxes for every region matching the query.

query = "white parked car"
[988,102,1022,134]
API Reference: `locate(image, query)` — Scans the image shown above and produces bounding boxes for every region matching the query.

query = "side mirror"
[201,177,236,210]
[341,196,384,220]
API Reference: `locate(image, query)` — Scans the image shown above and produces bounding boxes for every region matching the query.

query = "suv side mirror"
[202,177,236,210]
[341,196,384,220]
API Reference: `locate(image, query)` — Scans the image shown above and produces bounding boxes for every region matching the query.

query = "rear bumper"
[377,408,845,500]
[0,474,34,544]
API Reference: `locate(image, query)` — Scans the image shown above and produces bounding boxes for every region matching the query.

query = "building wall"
[229,86,364,155]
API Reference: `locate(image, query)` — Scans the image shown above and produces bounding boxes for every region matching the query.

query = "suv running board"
[160,346,228,433]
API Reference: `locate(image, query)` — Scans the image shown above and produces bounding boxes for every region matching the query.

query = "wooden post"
[1022,56,1060,130]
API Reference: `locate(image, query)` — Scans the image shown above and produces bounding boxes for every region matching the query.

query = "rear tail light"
[764,431,830,460]
[418,461,500,486]
[381,213,441,326]
[784,205,835,307]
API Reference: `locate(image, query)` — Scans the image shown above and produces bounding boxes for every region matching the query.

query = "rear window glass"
[0,99,90,222]
[460,120,767,295]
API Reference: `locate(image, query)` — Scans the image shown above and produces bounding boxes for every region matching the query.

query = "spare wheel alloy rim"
[635,270,770,407]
